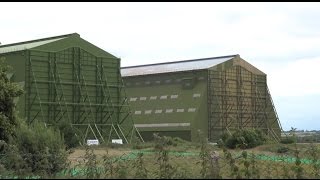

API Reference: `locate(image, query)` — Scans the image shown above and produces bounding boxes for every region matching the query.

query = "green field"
[52,140,320,179]
[1,137,320,179]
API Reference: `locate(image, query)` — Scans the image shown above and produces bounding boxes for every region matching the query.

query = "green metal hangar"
[121,54,282,142]
[0,33,139,144]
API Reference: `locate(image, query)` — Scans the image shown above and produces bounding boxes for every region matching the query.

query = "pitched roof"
[0,33,118,59]
[121,54,238,77]
[0,33,76,54]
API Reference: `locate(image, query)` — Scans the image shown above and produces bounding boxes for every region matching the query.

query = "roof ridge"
[0,33,79,48]
[121,54,239,69]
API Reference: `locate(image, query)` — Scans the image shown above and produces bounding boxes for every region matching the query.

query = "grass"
[6,138,320,179]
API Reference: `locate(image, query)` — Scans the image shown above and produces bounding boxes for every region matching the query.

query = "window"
[193,93,201,98]
[155,80,161,84]
[188,108,196,112]
[135,82,141,86]
[155,109,163,114]
[182,78,195,89]
[165,79,172,83]
[160,95,168,100]
[134,111,142,115]
[171,94,178,99]
[177,109,184,112]
[145,110,152,114]
[198,77,205,80]
[140,97,147,101]
[145,81,151,85]
[165,109,173,113]
[130,97,137,102]
[150,96,157,100]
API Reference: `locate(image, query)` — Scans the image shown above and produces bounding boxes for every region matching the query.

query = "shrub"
[280,136,296,144]
[223,129,267,149]
[0,60,24,142]
[277,146,289,153]
[57,122,80,149]
[131,141,153,150]
[0,139,29,175]
[14,119,68,176]
[132,152,148,179]
[153,134,178,150]
[0,60,68,177]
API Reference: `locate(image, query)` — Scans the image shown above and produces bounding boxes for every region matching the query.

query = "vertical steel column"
[95,57,99,124]
[117,60,120,124]
[28,52,45,123]
[236,66,240,129]
[207,69,211,141]
[48,52,52,123]
[26,51,31,123]
[99,58,104,124]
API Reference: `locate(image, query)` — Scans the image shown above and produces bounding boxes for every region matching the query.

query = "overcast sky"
[1,2,320,131]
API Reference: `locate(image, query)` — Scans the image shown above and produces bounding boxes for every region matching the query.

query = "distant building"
[121,55,282,142]
[0,33,141,144]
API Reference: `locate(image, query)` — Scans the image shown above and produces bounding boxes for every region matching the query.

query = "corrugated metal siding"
[121,55,236,77]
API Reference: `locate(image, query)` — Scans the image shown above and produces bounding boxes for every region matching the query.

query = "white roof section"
[0,33,77,54]
[0,37,66,54]
[121,55,237,77]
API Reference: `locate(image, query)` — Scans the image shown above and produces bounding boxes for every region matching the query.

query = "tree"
[0,58,23,142]
[0,58,68,176]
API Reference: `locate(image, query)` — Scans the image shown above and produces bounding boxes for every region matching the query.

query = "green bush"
[223,129,267,149]
[0,60,68,176]
[131,141,153,150]
[280,136,296,144]
[277,146,289,153]
[0,140,29,175]
[57,121,80,149]
[14,119,68,176]
[0,60,24,142]
[0,119,68,177]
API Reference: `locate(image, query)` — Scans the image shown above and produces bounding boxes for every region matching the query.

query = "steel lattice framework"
[207,65,282,142]
[25,47,143,144]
